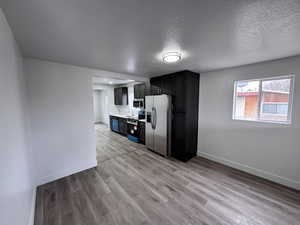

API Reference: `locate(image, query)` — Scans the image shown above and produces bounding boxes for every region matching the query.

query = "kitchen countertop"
[110,114,145,122]
[110,114,132,119]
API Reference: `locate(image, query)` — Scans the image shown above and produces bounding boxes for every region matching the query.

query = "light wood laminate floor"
[34,124,300,225]
[95,124,147,163]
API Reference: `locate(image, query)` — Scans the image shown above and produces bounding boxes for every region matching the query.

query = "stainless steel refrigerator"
[145,94,172,157]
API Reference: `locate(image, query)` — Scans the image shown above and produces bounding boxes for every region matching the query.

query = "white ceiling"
[2,0,300,77]
[93,77,134,85]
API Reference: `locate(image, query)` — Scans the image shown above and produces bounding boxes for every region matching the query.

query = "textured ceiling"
[1,0,300,77]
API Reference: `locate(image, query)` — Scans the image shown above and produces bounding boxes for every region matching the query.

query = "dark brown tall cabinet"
[150,70,200,162]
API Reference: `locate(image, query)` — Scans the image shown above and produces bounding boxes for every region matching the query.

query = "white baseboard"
[197,151,300,191]
[28,187,37,225]
[37,160,97,186]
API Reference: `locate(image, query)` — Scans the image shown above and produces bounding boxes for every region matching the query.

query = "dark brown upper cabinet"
[134,83,146,99]
[114,87,128,105]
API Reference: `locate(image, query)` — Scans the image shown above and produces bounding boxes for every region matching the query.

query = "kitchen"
[109,81,146,144]
[93,70,199,162]
[93,77,147,162]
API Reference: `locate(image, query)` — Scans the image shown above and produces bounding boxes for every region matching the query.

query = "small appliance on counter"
[127,118,140,143]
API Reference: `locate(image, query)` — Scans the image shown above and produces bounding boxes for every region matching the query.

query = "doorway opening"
[92,76,147,164]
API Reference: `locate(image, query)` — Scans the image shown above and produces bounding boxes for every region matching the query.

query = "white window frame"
[232,75,295,124]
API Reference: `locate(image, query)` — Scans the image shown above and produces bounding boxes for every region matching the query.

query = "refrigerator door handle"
[153,107,157,129]
[151,107,155,129]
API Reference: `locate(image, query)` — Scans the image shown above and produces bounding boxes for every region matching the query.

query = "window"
[262,103,288,114]
[233,75,294,124]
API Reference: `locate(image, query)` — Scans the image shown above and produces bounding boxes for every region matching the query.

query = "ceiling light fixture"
[162,52,181,63]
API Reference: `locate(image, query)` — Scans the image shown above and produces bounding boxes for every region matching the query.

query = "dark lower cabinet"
[110,116,119,133]
[109,116,127,136]
[139,121,145,144]
[109,115,146,144]
[150,70,200,162]
[119,118,128,136]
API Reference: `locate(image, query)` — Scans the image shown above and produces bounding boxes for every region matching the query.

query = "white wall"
[0,9,35,225]
[25,58,98,185]
[198,56,300,190]
[93,90,107,124]
[93,84,118,125]
[24,58,148,185]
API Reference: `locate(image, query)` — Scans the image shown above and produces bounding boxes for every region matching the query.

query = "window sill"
[232,118,291,125]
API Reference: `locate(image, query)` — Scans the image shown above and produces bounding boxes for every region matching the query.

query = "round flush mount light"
[162,52,181,63]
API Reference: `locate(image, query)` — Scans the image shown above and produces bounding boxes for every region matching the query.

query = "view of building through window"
[233,76,294,123]
[234,80,259,120]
